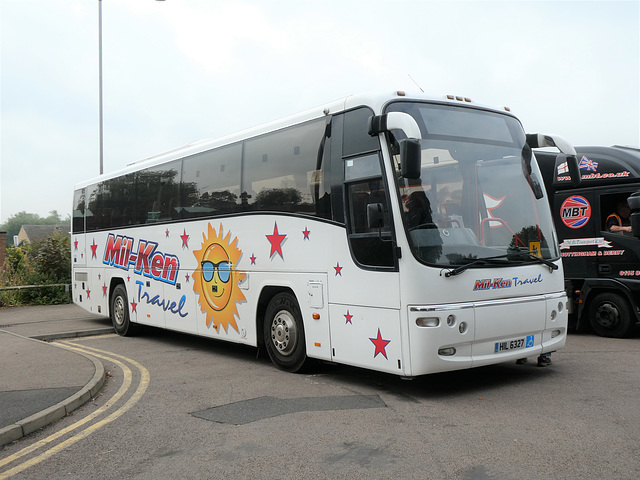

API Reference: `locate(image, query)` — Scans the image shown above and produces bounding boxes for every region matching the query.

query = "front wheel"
[588,292,633,338]
[110,284,137,336]
[263,293,307,373]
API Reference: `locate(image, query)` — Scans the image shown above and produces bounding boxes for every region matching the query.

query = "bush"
[0,232,71,306]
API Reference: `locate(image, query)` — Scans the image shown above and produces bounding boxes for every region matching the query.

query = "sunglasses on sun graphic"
[201,261,231,283]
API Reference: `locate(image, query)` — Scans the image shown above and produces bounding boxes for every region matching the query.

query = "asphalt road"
[1,308,639,480]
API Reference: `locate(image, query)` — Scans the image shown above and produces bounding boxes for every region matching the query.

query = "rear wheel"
[588,292,633,338]
[111,284,137,336]
[263,293,307,372]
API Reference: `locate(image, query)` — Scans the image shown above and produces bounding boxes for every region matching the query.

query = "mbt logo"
[560,196,591,229]
[193,223,246,333]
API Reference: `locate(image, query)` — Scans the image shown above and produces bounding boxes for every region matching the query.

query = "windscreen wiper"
[443,254,511,277]
[510,249,559,272]
[444,250,558,278]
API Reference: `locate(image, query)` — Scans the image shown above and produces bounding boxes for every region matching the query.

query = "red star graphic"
[370,328,391,359]
[86,289,91,299]
[185,273,190,282]
[303,227,310,240]
[90,239,98,259]
[266,222,286,259]
[165,228,170,238]
[102,283,108,296]
[127,276,131,282]
[334,262,343,276]
[180,229,190,248]
[130,300,137,313]
[74,239,78,250]
[98,273,101,280]
[250,254,256,265]
[344,310,353,324]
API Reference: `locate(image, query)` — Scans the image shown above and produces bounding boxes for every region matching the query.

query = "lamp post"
[98,0,104,175]
[98,0,165,175]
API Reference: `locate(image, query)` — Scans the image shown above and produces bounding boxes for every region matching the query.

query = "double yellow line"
[0,340,150,479]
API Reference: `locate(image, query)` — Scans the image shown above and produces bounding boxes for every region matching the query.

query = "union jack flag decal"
[579,156,598,172]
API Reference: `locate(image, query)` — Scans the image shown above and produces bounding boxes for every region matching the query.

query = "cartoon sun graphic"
[192,223,246,333]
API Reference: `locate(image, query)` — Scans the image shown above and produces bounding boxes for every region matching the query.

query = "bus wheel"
[264,293,307,373]
[588,293,632,338]
[111,284,136,336]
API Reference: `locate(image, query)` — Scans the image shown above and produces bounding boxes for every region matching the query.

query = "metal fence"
[0,284,70,293]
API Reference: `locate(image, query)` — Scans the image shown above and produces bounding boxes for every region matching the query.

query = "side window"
[242,119,326,214]
[136,160,181,224]
[102,174,135,228]
[181,143,242,218]
[345,154,394,268]
[72,189,85,233]
[601,192,634,235]
[85,183,101,232]
[343,107,378,157]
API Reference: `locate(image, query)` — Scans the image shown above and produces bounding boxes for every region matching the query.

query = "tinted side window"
[136,160,181,224]
[343,107,378,158]
[181,143,242,218]
[85,184,101,232]
[102,174,135,228]
[242,119,326,214]
[72,189,85,233]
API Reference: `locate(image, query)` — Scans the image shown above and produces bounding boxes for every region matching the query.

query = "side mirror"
[400,139,421,179]
[628,191,640,238]
[367,203,384,229]
[560,153,581,187]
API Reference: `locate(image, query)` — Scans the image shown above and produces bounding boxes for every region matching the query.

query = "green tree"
[0,210,69,247]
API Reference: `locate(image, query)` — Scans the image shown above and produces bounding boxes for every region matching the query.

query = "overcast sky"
[1,0,638,224]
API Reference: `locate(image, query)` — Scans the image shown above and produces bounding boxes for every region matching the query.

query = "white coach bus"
[72,91,574,377]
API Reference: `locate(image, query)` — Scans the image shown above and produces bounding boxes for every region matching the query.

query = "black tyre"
[110,284,137,336]
[588,292,633,338]
[263,292,307,372]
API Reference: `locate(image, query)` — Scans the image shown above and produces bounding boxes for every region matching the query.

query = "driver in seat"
[406,191,434,228]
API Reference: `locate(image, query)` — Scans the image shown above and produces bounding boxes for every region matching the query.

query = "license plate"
[494,335,534,353]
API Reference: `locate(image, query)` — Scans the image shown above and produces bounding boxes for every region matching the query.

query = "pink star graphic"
[344,310,353,324]
[185,273,190,282]
[370,328,391,359]
[86,289,91,299]
[334,262,343,276]
[74,239,78,250]
[102,283,107,296]
[90,239,98,259]
[266,222,286,259]
[165,229,170,238]
[302,227,310,240]
[250,254,257,265]
[180,229,190,248]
